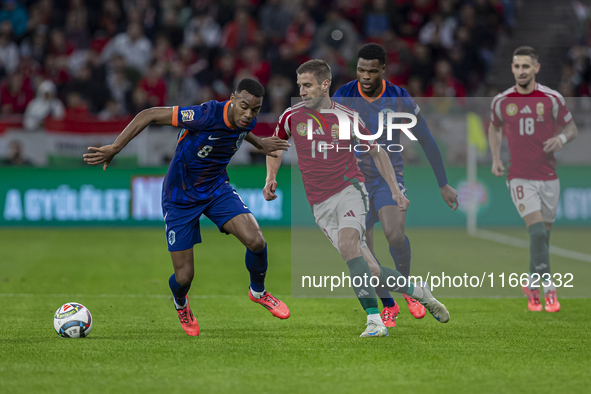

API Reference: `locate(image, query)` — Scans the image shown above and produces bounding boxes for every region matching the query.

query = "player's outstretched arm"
[413,117,458,210]
[488,122,505,177]
[263,150,283,201]
[83,107,173,170]
[369,147,410,211]
[245,134,291,158]
[543,121,578,153]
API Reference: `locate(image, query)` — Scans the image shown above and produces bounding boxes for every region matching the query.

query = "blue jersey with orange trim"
[333,80,421,185]
[163,100,256,204]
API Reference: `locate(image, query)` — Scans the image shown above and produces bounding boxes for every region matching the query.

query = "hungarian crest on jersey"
[297,122,307,136]
[536,102,544,121]
[506,103,518,116]
[330,124,339,139]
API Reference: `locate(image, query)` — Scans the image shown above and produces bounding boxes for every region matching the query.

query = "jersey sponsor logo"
[506,103,518,116]
[313,128,325,135]
[208,135,221,140]
[181,110,195,122]
[519,105,532,114]
[296,122,307,136]
[168,229,176,245]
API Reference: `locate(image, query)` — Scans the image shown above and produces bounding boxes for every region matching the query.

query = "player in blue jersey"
[83,79,291,336]
[333,43,459,327]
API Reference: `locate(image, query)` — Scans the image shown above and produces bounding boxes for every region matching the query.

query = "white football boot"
[359,321,389,338]
[416,282,450,323]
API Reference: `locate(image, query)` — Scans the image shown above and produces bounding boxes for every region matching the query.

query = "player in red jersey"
[489,46,578,312]
[264,60,450,337]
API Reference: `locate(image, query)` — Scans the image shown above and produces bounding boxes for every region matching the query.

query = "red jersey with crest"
[490,83,573,181]
[274,101,376,205]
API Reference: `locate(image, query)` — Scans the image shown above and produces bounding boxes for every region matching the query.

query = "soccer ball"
[53,302,93,338]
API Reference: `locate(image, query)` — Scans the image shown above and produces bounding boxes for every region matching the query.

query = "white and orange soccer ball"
[53,303,93,338]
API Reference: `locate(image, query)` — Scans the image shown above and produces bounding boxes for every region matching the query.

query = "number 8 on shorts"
[508,178,560,223]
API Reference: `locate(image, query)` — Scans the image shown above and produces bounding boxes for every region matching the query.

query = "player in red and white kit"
[264,60,450,337]
[489,46,578,313]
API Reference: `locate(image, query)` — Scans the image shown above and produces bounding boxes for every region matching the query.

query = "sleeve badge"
[181,110,195,122]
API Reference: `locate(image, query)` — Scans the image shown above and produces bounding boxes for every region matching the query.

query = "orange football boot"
[176,296,200,336]
[544,290,561,313]
[403,294,426,319]
[249,290,290,319]
[522,287,543,312]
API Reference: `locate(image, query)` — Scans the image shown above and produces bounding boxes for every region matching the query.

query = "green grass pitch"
[1,227,590,393]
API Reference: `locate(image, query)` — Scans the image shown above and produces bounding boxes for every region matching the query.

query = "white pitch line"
[471,229,591,263]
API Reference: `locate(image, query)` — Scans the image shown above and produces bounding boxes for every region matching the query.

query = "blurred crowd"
[0,0,508,125]
[556,1,591,113]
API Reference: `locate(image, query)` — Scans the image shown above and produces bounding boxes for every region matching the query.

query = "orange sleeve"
[172,106,179,127]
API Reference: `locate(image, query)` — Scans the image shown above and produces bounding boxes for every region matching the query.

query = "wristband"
[558,134,568,144]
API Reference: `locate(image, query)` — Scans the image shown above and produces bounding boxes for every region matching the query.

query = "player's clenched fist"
[263,180,278,201]
[392,191,410,211]
[491,160,505,177]
[542,136,563,153]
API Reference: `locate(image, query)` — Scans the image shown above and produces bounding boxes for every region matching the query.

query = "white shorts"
[507,178,560,223]
[312,183,369,252]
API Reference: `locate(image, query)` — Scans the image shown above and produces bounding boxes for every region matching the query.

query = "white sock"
[250,287,265,299]
[173,297,187,310]
[367,313,384,326]
[411,284,424,300]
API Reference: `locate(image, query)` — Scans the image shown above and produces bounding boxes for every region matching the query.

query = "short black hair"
[236,78,265,97]
[296,59,332,84]
[513,46,538,62]
[357,43,386,65]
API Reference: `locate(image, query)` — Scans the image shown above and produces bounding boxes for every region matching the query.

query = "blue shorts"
[365,175,407,228]
[162,182,251,251]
